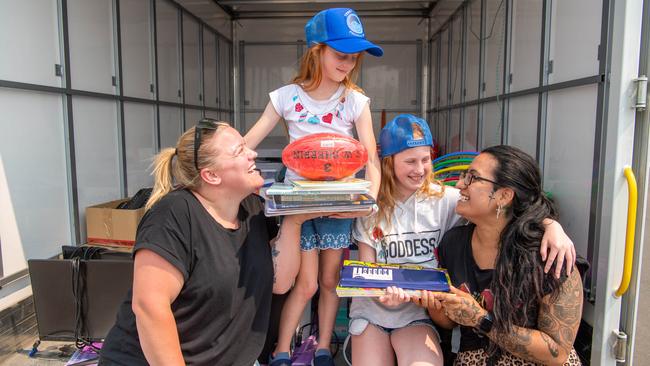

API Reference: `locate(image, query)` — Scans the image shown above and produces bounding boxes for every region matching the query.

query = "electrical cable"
[71,255,101,353]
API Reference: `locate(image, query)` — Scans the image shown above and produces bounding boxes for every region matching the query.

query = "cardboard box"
[86,199,145,246]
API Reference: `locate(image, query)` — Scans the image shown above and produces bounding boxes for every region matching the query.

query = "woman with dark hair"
[419,145,582,365]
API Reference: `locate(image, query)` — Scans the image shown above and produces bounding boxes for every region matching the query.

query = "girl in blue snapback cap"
[244,8,383,366]
[349,114,576,365]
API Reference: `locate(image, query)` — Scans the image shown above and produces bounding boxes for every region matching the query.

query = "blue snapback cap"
[305,8,383,57]
[380,114,434,158]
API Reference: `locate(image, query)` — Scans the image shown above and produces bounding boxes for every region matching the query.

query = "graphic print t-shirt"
[349,185,463,328]
[269,84,369,182]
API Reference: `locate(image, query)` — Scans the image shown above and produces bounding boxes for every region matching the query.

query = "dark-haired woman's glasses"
[194,118,222,171]
[458,171,500,187]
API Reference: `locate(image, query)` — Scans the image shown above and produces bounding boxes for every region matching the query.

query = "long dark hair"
[482,145,563,353]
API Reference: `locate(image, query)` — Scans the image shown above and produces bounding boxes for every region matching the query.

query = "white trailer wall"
[428,0,604,284]
[0,0,234,309]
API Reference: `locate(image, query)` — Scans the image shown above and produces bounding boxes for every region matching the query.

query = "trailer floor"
[4,341,77,365]
[4,340,350,366]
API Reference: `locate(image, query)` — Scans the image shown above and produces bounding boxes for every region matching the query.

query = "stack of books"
[262,178,376,217]
[336,260,451,297]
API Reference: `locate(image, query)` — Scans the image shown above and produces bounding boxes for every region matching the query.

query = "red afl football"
[282,133,368,181]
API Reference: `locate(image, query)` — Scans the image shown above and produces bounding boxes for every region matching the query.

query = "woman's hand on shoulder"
[378,286,411,308]
[541,219,576,278]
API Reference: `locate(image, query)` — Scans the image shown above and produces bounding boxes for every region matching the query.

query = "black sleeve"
[134,195,192,281]
[249,194,279,240]
[266,215,279,240]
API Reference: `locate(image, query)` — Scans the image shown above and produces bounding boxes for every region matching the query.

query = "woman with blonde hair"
[99,119,316,366]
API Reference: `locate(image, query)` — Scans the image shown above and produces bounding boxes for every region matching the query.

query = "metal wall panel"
[120,0,154,99]
[465,0,481,101]
[544,84,598,257]
[507,94,538,157]
[0,89,71,262]
[159,105,183,148]
[68,0,116,94]
[72,96,121,240]
[450,16,463,105]
[362,43,419,111]
[203,31,218,108]
[124,102,155,196]
[480,101,502,148]
[156,0,181,102]
[462,105,478,151]
[548,0,602,84]
[183,14,202,106]
[0,0,62,87]
[482,0,506,98]
[509,0,542,92]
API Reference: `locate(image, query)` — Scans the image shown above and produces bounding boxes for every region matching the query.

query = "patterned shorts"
[300,217,353,251]
[454,348,582,365]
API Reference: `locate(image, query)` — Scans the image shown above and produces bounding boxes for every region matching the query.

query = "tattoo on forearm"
[496,328,538,362]
[541,332,559,358]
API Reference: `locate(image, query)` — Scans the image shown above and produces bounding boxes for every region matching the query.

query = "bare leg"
[351,323,395,365]
[391,325,443,366]
[315,248,343,351]
[273,249,319,355]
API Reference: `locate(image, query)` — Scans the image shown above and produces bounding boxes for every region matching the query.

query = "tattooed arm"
[435,269,582,365]
[270,213,330,294]
[269,215,306,294]
[487,269,582,365]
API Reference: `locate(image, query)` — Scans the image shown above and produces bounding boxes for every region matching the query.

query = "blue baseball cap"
[305,8,383,57]
[380,114,434,158]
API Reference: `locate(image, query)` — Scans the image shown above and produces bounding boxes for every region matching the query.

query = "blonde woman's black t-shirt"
[100,189,277,366]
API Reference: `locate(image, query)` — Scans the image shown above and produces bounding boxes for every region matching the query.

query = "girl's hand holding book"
[378,286,411,308]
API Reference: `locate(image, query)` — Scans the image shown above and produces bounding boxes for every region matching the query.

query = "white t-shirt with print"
[350,184,463,329]
[269,84,370,181]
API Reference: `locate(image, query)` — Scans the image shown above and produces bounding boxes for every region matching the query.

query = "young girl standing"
[350,114,577,366]
[244,8,382,366]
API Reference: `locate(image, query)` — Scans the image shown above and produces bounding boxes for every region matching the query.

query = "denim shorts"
[349,317,440,342]
[375,318,437,335]
[300,217,353,251]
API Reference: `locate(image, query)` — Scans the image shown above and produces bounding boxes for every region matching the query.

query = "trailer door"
[621,0,650,364]
[589,0,647,364]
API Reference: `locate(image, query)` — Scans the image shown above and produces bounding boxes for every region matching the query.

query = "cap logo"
[407,122,426,147]
[411,122,424,139]
[346,13,364,36]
